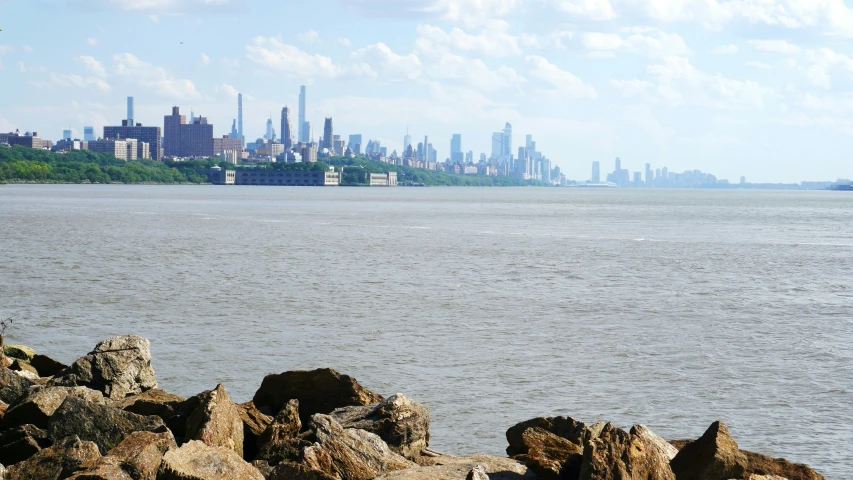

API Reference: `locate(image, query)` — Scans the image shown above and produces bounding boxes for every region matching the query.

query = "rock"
[11,369,41,383]
[112,389,191,440]
[506,417,603,457]
[375,455,533,480]
[744,476,789,480]
[0,424,50,467]
[0,401,6,421]
[304,414,415,480]
[252,368,383,424]
[50,335,157,400]
[467,465,489,480]
[29,354,69,378]
[66,458,134,480]
[330,394,430,461]
[3,345,35,362]
[8,360,38,377]
[184,384,244,457]
[741,450,825,480]
[104,430,176,480]
[511,427,582,480]
[579,422,675,480]
[256,405,306,466]
[251,459,275,478]
[669,421,747,480]
[5,435,101,480]
[0,464,6,479]
[47,395,167,454]
[239,401,274,461]
[267,462,339,480]
[0,367,33,405]
[156,440,265,480]
[2,386,106,429]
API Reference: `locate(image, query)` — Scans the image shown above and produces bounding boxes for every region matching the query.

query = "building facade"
[281,107,293,149]
[104,121,161,160]
[163,106,186,157]
[322,117,334,154]
[233,169,340,186]
[365,172,398,186]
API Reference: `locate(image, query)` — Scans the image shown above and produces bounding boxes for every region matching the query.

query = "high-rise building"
[127,97,134,124]
[298,86,307,143]
[265,118,274,140]
[230,120,238,138]
[281,107,293,149]
[62,129,72,140]
[450,134,463,163]
[645,163,652,186]
[592,161,601,183]
[179,116,214,158]
[303,121,312,143]
[502,123,512,157]
[423,136,429,162]
[403,133,412,150]
[349,134,363,155]
[105,120,162,160]
[322,117,334,153]
[83,126,95,142]
[237,93,244,145]
[163,106,186,158]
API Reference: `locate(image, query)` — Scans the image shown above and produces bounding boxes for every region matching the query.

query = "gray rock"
[156,440,265,480]
[111,388,192,440]
[267,462,339,480]
[330,394,430,461]
[5,435,101,480]
[104,430,176,480]
[467,465,489,480]
[375,455,533,480]
[669,422,747,480]
[50,335,157,400]
[0,368,33,406]
[47,395,167,454]
[0,424,50,467]
[2,386,106,429]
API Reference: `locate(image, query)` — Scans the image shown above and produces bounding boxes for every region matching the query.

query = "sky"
[1,0,853,183]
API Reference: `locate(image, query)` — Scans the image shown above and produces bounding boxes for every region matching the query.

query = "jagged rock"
[510,427,582,480]
[579,422,675,480]
[330,394,430,461]
[66,458,134,480]
[506,416,603,457]
[184,384,243,457]
[744,476,788,480]
[257,399,302,458]
[29,354,68,378]
[253,369,383,424]
[11,369,41,383]
[268,462,339,480]
[669,421,747,480]
[2,386,106,429]
[239,401,274,462]
[50,335,157,400]
[5,435,101,480]
[0,424,50,467]
[0,464,6,478]
[156,440,265,480]
[251,459,275,478]
[741,450,825,480]
[8,360,38,377]
[47,396,167,454]
[0,367,33,405]
[0,401,6,421]
[103,430,176,480]
[3,345,35,362]
[304,414,415,480]
[467,465,489,480]
[375,455,533,480]
[112,389,191,440]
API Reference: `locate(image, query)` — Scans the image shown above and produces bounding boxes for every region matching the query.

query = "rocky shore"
[0,335,825,480]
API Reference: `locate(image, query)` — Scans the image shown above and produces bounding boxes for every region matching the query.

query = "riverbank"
[0,336,825,480]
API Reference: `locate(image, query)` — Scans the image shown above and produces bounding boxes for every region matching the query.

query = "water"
[1,185,851,478]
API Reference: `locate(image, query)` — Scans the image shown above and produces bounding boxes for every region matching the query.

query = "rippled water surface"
[1,185,851,478]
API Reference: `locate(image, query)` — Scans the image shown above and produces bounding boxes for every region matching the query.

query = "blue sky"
[1,0,853,182]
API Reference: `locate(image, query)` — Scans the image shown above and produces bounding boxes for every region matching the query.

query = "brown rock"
[0,366,33,405]
[156,440,265,480]
[268,462,340,480]
[375,454,533,480]
[112,389,190,440]
[184,384,244,457]
[258,399,301,450]
[0,401,6,421]
[742,450,825,480]
[1,386,106,429]
[251,459,275,478]
[105,430,177,480]
[8,360,38,377]
[579,422,675,480]
[506,416,604,457]
[467,465,489,480]
[669,421,747,480]
[0,424,50,466]
[304,414,415,480]
[252,369,383,424]
[5,435,101,480]
[330,394,430,461]
[239,401,274,461]
[513,427,582,480]
[66,458,134,480]
[29,354,69,378]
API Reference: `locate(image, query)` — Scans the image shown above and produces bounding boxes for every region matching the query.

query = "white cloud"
[245,36,341,78]
[298,30,320,44]
[113,53,201,99]
[581,29,690,58]
[18,62,46,73]
[87,37,99,46]
[78,56,107,77]
[200,53,211,65]
[746,61,772,69]
[519,31,574,49]
[351,43,422,81]
[21,46,33,52]
[425,51,526,91]
[749,39,801,54]
[217,83,240,98]
[415,24,522,57]
[0,45,12,54]
[552,0,617,20]
[31,72,111,92]
[712,44,738,55]
[101,0,240,13]
[611,78,654,97]
[525,55,596,99]
[749,40,853,88]
[338,37,352,47]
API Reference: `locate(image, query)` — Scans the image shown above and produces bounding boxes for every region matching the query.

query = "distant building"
[450,134,463,163]
[104,120,161,160]
[179,116,214,158]
[281,107,293,149]
[88,138,138,161]
[322,118,334,154]
[592,161,601,183]
[349,134,363,155]
[300,143,317,163]
[2,131,43,149]
[298,85,308,143]
[127,96,134,124]
[233,169,339,186]
[83,126,95,142]
[213,136,243,157]
[645,163,653,185]
[365,172,398,186]
[62,129,72,140]
[163,106,186,157]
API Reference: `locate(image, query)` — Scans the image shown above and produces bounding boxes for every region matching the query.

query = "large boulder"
[184,384,243,457]
[238,401,274,461]
[50,335,157,400]
[1,386,106,429]
[0,367,33,405]
[511,427,582,480]
[112,389,192,440]
[66,458,134,480]
[8,360,38,377]
[29,354,68,378]
[3,345,35,362]
[375,454,534,480]
[268,462,339,480]
[579,422,675,480]
[103,430,177,480]
[252,368,383,424]
[741,450,825,480]
[506,416,603,457]
[330,394,430,461]
[304,414,415,480]
[0,424,50,467]
[256,399,303,465]
[5,435,101,480]
[156,440,265,480]
[669,421,747,480]
[47,396,167,454]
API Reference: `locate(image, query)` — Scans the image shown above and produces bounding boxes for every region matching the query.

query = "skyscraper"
[62,129,72,140]
[281,107,293,149]
[502,123,512,158]
[237,93,243,145]
[349,134,363,155]
[592,161,601,183]
[127,96,134,124]
[298,86,307,143]
[450,134,463,163]
[83,127,95,142]
[403,132,412,150]
[423,136,429,162]
[163,106,186,158]
[645,163,652,186]
[322,118,334,153]
[265,118,273,140]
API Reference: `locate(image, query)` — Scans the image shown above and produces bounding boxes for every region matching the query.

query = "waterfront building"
[298,85,307,143]
[232,169,339,186]
[645,163,653,186]
[300,143,318,163]
[365,172,398,186]
[104,120,162,160]
[281,107,293,149]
